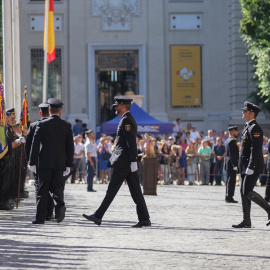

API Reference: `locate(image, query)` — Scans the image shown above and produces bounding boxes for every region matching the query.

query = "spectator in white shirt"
[190,126,200,141]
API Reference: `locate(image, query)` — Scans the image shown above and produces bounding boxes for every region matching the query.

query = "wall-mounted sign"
[171,45,202,107]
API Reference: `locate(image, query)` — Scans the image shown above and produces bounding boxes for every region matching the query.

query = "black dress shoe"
[82,214,101,226]
[32,220,44,224]
[266,219,270,226]
[232,221,251,228]
[0,201,14,210]
[131,220,151,228]
[225,197,238,203]
[87,189,97,192]
[56,206,66,223]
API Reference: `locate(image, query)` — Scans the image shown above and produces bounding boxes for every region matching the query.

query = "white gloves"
[245,168,254,175]
[130,162,138,172]
[233,167,238,171]
[63,167,71,176]
[28,165,36,173]
[15,137,26,144]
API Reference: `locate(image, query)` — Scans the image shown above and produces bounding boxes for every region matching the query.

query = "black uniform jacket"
[29,115,74,170]
[267,142,270,170]
[225,136,239,172]
[108,111,138,169]
[25,117,47,162]
[238,119,264,175]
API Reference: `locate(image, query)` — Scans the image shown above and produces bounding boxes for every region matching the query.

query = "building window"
[31,48,62,109]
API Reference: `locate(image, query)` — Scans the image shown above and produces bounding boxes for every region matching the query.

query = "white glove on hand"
[233,167,238,171]
[130,162,138,172]
[245,168,254,175]
[63,167,70,176]
[15,137,26,144]
[19,137,26,143]
[28,165,36,173]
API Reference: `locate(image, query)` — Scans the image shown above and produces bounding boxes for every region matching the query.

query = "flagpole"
[43,0,49,102]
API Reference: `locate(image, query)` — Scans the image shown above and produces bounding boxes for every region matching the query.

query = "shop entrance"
[95,50,139,123]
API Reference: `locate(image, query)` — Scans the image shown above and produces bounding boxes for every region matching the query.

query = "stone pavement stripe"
[0,182,270,269]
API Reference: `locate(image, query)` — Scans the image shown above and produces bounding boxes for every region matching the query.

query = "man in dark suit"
[29,98,74,224]
[225,126,239,203]
[232,101,270,228]
[83,98,151,227]
[25,102,54,220]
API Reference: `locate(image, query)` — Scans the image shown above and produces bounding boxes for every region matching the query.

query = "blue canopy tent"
[96,102,173,137]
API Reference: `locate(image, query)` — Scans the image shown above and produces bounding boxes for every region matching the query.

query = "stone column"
[12,0,21,114]
[2,0,14,109]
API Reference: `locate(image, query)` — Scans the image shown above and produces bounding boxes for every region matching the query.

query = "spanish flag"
[44,0,55,62]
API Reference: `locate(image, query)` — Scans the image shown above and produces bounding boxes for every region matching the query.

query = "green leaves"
[240,0,270,104]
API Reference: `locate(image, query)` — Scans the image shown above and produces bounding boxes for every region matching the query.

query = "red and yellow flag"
[44,0,55,62]
[20,87,29,130]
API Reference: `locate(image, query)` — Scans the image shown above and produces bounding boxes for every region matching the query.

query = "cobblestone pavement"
[1,181,270,269]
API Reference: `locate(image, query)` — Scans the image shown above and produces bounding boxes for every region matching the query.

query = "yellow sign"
[171,46,201,107]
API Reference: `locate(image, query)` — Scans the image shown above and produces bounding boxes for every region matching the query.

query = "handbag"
[102,152,112,160]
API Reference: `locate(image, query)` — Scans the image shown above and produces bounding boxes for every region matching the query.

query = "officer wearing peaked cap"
[225,126,239,203]
[83,97,151,227]
[29,98,74,224]
[25,102,55,220]
[232,101,270,228]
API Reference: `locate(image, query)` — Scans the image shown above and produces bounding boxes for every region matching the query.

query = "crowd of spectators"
[70,118,270,187]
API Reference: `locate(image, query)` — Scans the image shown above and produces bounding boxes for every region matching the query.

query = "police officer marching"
[232,101,270,228]
[29,98,74,224]
[83,97,151,227]
[225,126,239,203]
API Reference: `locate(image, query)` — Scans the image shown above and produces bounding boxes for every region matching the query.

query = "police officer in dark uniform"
[25,102,54,220]
[264,141,270,202]
[225,126,239,203]
[29,98,74,224]
[232,101,270,228]
[83,97,151,227]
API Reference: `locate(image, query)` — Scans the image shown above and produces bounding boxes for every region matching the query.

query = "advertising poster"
[171,45,202,107]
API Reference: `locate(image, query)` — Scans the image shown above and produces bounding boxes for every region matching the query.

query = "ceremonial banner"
[44,0,55,62]
[171,45,202,107]
[0,83,8,159]
[20,87,29,129]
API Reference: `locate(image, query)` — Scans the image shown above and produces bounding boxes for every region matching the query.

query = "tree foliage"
[240,0,270,107]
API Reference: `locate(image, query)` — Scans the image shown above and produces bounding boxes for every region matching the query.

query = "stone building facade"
[10,0,269,135]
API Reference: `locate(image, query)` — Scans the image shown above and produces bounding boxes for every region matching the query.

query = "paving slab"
[0,182,270,269]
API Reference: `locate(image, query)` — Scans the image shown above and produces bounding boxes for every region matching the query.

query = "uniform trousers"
[265,169,270,201]
[34,171,54,218]
[226,169,237,198]
[95,167,150,221]
[36,169,65,222]
[240,173,260,222]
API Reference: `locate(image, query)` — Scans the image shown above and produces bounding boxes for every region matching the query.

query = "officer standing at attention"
[225,126,239,203]
[25,102,54,220]
[29,98,74,224]
[83,97,151,227]
[232,101,270,228]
